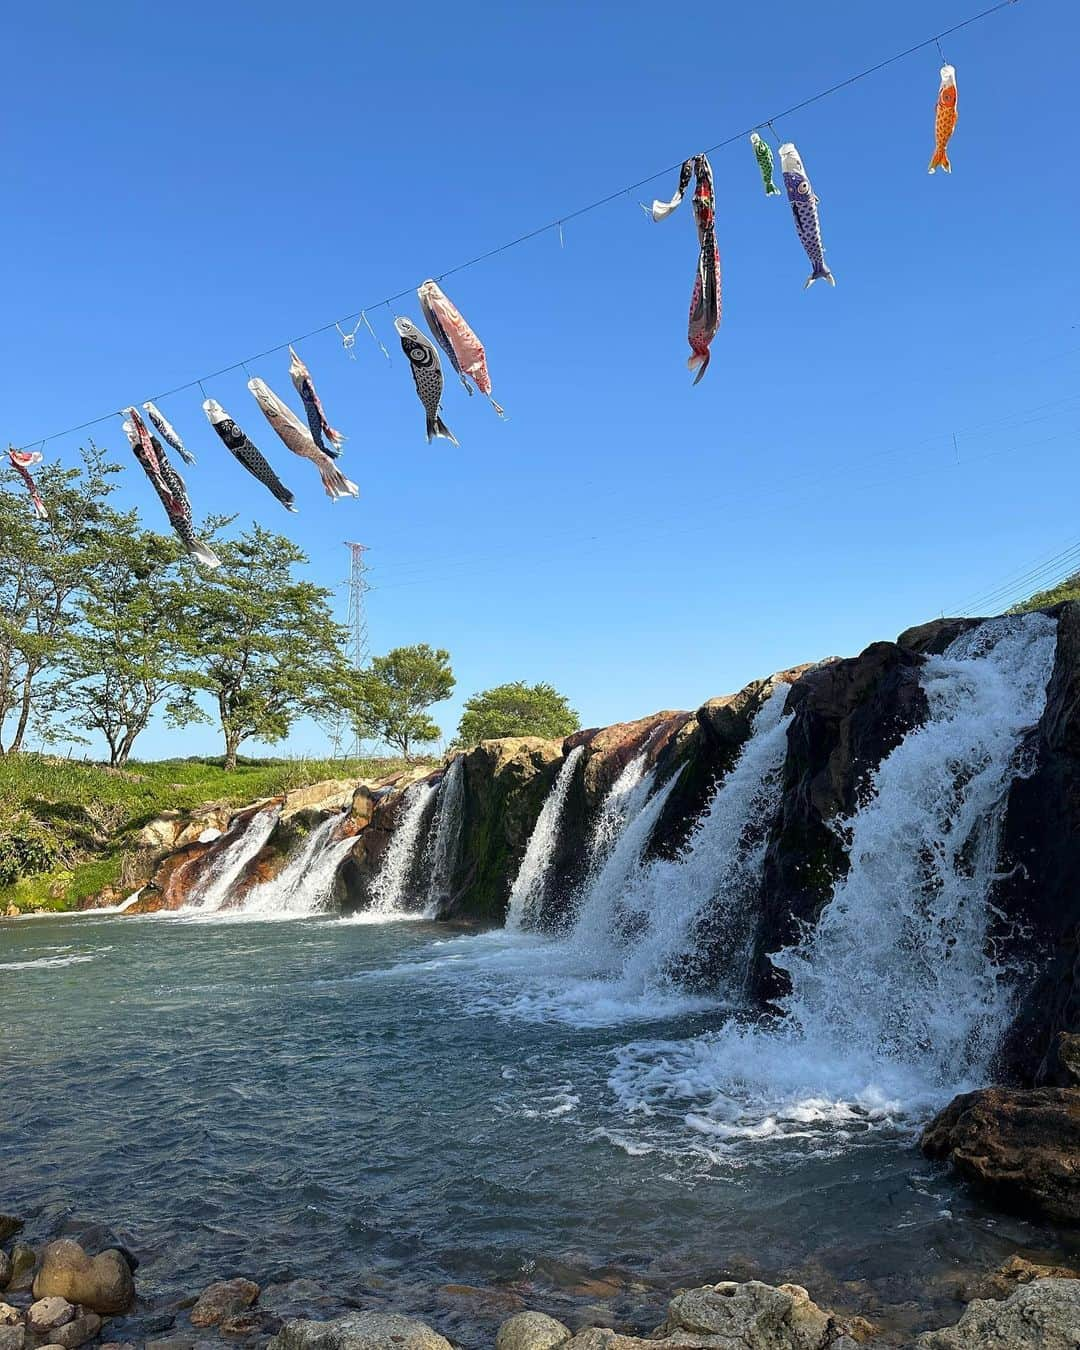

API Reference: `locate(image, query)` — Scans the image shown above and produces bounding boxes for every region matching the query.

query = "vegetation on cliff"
[454,681,579,746]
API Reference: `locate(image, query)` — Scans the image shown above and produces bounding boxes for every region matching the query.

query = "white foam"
[369,781,437,918]
[505,746,585,930]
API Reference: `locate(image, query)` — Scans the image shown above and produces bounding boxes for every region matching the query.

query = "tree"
[345,644,455,760]
[454,680,580,747]
[57,521,204,765]
[181,524,346,770]
[0,444,121,754]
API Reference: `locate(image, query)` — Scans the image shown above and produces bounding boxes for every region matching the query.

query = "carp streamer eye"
[798,181,810,195]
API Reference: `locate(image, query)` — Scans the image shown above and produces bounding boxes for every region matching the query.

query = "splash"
[242,814,354,918]
[505,746,585,931]
[369,781,438,917]
[587,744,656,870]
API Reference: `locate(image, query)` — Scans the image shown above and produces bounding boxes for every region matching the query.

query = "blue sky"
[6,0,1078,759]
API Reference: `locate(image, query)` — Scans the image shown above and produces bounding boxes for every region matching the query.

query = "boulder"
[0,1218,24,1245]
[922,1086,1080,1224]
[961,1255,1079,1301]
[32,1240,134,1314]
[7,1247,36,1294]
[896,617,984,655]
[26,1297,76,1333]
[0,1328,24,1350]
[1058,1032,1080,1085]
[269,1311,453,1350]
[0,1309,19,1328]
[916,1277,1080,1347]
[495,1311,572,1350]
[189,1278,260,1327]
[660,1280,855,1349]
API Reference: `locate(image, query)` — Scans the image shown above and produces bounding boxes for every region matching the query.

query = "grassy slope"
[0,753,417,913]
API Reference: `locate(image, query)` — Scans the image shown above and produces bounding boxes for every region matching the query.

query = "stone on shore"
[0,1254,10,1293]
[496,1310,572,1350]
[7,1247,36,1294]
[47,1313,103,1349]
[0,1309,19,1328]
[26,1297,76,1333]
[32,1240,135,1315]
[189,1278,260,1327]
[0,1327,24,1350]
[269,1311,453,1350]
[921,1087,1080,1224]
[915,1277,1080,1347]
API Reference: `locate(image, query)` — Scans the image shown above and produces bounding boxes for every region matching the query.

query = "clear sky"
[6,0,1078,759]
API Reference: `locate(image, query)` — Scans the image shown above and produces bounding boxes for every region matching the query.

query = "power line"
[13,0,1022,454]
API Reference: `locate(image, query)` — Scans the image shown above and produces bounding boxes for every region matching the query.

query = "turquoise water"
[3,912,1075,1345]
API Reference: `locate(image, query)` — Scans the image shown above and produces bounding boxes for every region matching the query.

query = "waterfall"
[241,814,355,918]
[566,685,790,994]
[183,807,280,912]
[505,745,585,931]
[586,746,656,870]
[369,781,438,917]
[424,757,466,918]
[610,614,1059,1140]
[772,612,1057,1091]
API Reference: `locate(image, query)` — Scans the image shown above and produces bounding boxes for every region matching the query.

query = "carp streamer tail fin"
[190,539,222,569]
[688,351,711,386]
[319,462,360,501]
[427,415,460,447]
[928,149,951,173]
[805,265,836,288]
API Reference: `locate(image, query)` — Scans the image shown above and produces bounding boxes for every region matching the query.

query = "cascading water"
[242,814,355,918]
[424,757,465,918]
[611,613,1059,1144]
[586,745,656,870]
[182,807,280,912]
[565,684,791,996]
[369,781,438,917]
[505,746,585,931]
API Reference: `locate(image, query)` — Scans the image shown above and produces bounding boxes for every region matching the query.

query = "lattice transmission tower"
[344,541,371,671]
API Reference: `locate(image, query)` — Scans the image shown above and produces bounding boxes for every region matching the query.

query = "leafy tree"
[0,444,121,754]
[345,644,455,760]
[57,521,205,765]
[181,524,346,770]
[454,680,580,747]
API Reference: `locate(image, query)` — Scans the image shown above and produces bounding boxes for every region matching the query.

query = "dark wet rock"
[189,1278,260,1327]
[750,641,930,1004]
[7,1247,36,1294]
[55,1222,138,1275]
[995,602,1080,1082]
[0,1255,9,1294]
[1057,1032,1080,1085]
[0,1220,23,1246]
[896,617,985,655]
[32,1240,135,1314]
[269,1310,453,1350]
[221,1309,281,1338]
[916,1276,1080,1347]
[495,1310,572,1350]
[922,1086,1080,1225]
[258,1280,340,1322]
[104,1310,176,1339]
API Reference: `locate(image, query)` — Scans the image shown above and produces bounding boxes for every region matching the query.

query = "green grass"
[0,752,421,913]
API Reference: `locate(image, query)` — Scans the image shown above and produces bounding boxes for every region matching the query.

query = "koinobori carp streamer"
[393,317,459,445]
[649,154,721,384]
[143,401,197,466]
[417,280,504,416]
[7,448,49,520]
[780,142,835,288]
[288,348,345,458]
[122,408,220,568]
[247,378,359,501]
[749,133,781,197]
[928,64,958,174]
[203,399,298,512]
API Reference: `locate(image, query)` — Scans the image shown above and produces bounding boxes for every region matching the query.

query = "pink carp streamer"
[7,448,49,520]
[247,379,358,501]
[649,155,721,384]
[418,280,504,416]
[288,348,345,458]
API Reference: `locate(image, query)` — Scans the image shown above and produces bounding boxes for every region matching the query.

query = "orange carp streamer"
[928,64,958,174]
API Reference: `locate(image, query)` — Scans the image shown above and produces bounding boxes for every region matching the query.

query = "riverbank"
[1,1219,1079,1349]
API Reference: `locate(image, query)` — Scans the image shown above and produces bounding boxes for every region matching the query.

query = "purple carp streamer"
[143,400,197,466]
[7,447,49,520]
[780,142,835,288]
[203,399,297,512]
[247,379,359,501]
[288,348,345,458]
[417,280,504,416]
[650,154,721,384]
[122,408,220,568]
